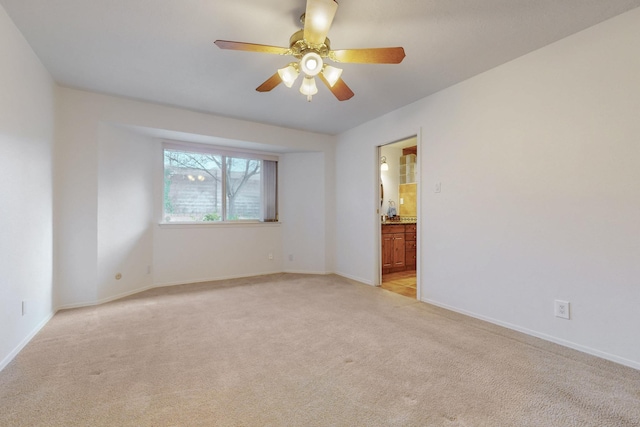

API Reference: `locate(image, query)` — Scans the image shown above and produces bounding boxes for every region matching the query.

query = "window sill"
[158,221,281,229]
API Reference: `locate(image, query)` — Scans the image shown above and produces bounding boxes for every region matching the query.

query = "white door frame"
[375,130,422,301]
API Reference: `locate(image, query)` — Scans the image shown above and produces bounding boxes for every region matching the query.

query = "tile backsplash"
[399,183,417,216]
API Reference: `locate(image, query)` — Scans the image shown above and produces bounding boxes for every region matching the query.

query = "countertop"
[381,217,417,225]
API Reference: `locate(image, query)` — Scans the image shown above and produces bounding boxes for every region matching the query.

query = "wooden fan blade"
[318,73,354,101]
[256,72,283,92]
[214,40,290,55]
[329,47,406,64]
[303,0,338,46]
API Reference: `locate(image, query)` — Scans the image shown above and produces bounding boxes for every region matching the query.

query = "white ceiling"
[3,0,640,135]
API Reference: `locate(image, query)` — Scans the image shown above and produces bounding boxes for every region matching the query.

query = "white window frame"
[161,140,279,225]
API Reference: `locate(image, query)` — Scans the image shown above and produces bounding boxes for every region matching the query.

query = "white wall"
[97,124,154,301]
[324,150,336,275]
[281,152,330,274]
[0,5,56,370]
[153,223,283,285]
[55,90,99,306]
[55,88,336,307]
[335,8,640,368]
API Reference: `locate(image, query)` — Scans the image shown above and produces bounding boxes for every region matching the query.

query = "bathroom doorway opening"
[378,136,419,299]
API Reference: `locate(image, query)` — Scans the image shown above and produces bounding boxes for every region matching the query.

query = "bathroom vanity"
[381,222,416,274]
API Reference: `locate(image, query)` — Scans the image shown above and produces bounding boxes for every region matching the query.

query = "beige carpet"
[1,274,639,426]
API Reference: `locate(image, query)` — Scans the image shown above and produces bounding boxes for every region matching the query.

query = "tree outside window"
[163,148,263,222]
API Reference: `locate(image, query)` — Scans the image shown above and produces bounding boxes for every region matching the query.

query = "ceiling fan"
[214,0,405,102]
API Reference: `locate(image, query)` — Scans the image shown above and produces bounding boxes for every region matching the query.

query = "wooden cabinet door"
[381,233,394,269]
[382,224,412,274]
[392,233,405,268]
[404,224,417,270]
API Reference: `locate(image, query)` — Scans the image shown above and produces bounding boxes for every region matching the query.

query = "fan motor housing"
[289,30,330,58]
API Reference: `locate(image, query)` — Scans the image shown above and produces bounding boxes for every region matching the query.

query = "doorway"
[379,136,418,299]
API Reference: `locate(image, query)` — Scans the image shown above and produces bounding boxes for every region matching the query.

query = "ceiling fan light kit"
[300,76,319,102]
[214,0,405,102]
[322,65,342,87]
[300,51,323,76]
[278,63,300,88]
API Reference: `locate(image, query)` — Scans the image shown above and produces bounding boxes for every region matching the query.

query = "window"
[163,142,278,223]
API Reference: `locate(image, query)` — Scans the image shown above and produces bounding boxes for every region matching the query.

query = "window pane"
[226,157,261,220]
[164,149,222,222]
[162,143,277,223]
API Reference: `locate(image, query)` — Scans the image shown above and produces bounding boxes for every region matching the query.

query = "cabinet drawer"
[406,249,417,267]
[405,241,416,250]
[405,232,416,241]
[382,224,405,234]
[405,224,417,233]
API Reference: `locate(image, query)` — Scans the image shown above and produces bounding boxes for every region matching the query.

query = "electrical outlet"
[288,254,294,261]
[268,253,274,260]
[22,300,26,316]
[435,182,442,193]
[555,300,570,319]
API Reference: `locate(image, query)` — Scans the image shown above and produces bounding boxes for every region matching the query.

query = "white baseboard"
[55,284,159,311]
[0,311,55,372]
[334,271,373,286]
[423,298,640,371]
[57,272,292,310]
[152,270,289,288]
[283,269,332,275]
[58,271,338,311]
